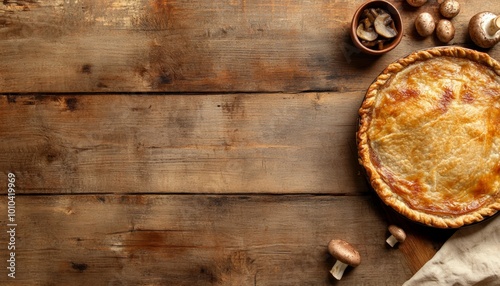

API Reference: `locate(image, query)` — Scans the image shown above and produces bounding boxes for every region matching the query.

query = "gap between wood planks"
[0,87,350,97]
[10,192,373,198]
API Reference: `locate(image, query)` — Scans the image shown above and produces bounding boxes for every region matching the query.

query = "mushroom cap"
[415,12,436,37]
[436,19,455,43]
[388,225,407,242]
[327,239,361,267]
[439,0,460,19]
[406,0,428,7]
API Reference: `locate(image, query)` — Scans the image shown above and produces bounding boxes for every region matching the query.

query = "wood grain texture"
[1,0,492,284]
[0,93,367,195]
[1,0,499,93]
[0,194,415,285]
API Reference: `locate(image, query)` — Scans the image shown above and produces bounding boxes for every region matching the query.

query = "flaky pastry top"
[358,47,500,228]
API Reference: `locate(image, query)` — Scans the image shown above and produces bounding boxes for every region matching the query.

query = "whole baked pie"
[357,47,500,228]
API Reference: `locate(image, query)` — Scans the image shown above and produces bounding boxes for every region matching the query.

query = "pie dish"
[357,47,500,228]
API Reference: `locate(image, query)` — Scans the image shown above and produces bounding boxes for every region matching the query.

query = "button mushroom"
[406,0,428,7]
[436,19,455,42]
[415,12,436,37]
[439,0,460,19]
[386,225,407,247]
[374,13,398,38]
[469,12,500,48]
[327,239,361,280]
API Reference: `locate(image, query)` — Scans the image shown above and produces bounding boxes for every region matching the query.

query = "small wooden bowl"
[350,0,403,55]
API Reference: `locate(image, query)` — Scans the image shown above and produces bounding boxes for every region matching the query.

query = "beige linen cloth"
[404,215,500,286]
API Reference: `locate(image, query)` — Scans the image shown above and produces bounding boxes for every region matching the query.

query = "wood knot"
[81,64,92,74]
[65,97,78,111]
[71,262,88,272]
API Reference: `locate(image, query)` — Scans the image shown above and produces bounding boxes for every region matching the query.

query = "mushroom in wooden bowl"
[350,0,403,55]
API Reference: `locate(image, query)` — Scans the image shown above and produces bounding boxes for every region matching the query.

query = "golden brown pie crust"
[357,47,500,228]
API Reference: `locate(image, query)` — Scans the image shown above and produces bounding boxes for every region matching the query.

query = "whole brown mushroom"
[386,225,407,247]
[469,12,500,48]
[406,0,428,7]
[439,0,460,19]
[415,12,436,37]
[327,239,361,280]
[436,19,455,43]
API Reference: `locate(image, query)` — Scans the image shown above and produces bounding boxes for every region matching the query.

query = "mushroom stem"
[386,234,398,247]
[486,16,500,37]
[330,260,349,280]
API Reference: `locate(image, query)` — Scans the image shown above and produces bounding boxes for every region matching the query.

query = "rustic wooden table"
[1,0,499,285]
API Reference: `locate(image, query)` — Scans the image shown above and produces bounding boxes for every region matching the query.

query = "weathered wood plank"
[0,92,368,195]
[1,0,499,93]
[0,194,424,285]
